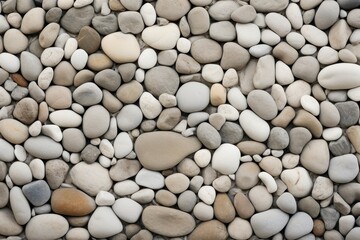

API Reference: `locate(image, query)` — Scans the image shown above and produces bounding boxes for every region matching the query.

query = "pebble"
[135,168,165,189]
[0,119,28,144]
[212,143,240,174]
[0,52,20,73]
[285,212,314,239]
[281,167,313,198]
[329,154,359,184]
[300,139,329,174]
[239,110,270,142]
[24,136,63,159]
[0,208,23,236]
[191,38,222,64]
[113,198,143,223]
[22,180,51,206]
[188,220,228,240]
[247,89,278,120]
[51,187,96,216]
[69,162,112,196]
[145,66,179,97]
[142,206,195,237]
[165,173,189,194]
[319,63,360,90]
[236,23,261,48]
[196,122,221,149]
[10,186,31,225]
[250,209,289,239]
[142,23,180,50]
[135,131,200,170]
[88,207,123,238]
[25,214,69,240]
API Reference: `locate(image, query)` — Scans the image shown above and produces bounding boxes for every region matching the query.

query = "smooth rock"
[247,89,278,120]
[83,105,110,139]
[69,162,112,196]
[329,154,359,184]
[176,82,209,113]
[88,207,123,238]
[25,214,69,240]
[0,119,28,144]
[300,139,329,174]
[212,143,240,175]
[24,136,63,159]
[196,122,221,149]
[236,23,261,48]
[135,168,165,189]
[142,206,195,237]
[60,6,94,34]
[144,66,179,97]
[251,209,289,239]
[142,23,180,50]
[318,63,360,90]
[10,186,31,225]
[22,180,51,207]
[112,198,142,223]
[239,110,270,142]
[285,212,314,240]
[188,220,228,240]
[281,167,313,197]
[191,38,222,64]
[0,208,23,236]
[51,187,96,216]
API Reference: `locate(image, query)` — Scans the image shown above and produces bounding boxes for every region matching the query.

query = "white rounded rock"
[236,23,260,48]
[138,48,157,69]
[239,110,270,142]
[0,53,20,73]
[112,198,143,223]
[139,92,162,119]
[114,180,139,196]
[300,95,320,116]
[322,127,342,141]
[212,143,240,175]
[348,86,360,101]
[300,25,328,47]
[258,172,277,193]
[64,37,78,59]
[49,110,82,128]
[177,37,191,53]
[113,132,133,159]
[198,186,216,205]
[95,191,115,206]
[140,3,156,26]
[176,82,210,113]
[318,63,360,90]
[227,87,247,110]
[202,64,224,83]
[194,149,211,168]
[88,207,123,238]
[9,162,32,186]
[281,167,313,198]
[70,49,88,70]
[142,23,180,50]
[40,47,64,67]
[135,168,165,189]
[25,214,69,240]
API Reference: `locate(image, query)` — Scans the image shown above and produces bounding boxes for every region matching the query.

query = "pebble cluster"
[1,0,360,239]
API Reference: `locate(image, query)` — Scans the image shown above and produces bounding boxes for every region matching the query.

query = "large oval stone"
[318,63,360,89]
[82,105,110,139]
[239,110,270,142]
[25,214,69,240]
[250,209,289,238]
[24,136,63,160]
[0,119,28,144]
[188,220,228,240]
[51,188,96,216]
[142,206,195,237]
[69,162,112,196]
[134,131,202,171]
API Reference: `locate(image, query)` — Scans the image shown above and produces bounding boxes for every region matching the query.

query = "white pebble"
[198,186,216,205]
[258,172,277,193]
[322,127,342,141]
[138,48,157,69]
[176,37,191,53]
[194,149,211,168]
[201,64,224,83]
[300,95,320,116]
[70,49,88,70]
[95,191,115,206]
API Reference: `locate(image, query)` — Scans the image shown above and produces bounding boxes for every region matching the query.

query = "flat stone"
[0,208,23,236]
[109,159,141,182]
[329,136,352,156]
[300,139,329,174]
[221,42,250,71]
[178,190,197,212]
[4,29,28,54]
[88,207,123,238]
[335,101,360,128]
[250,209,289,239]
[10,186,31,225]
[51,188,96,216]
[250,0,289,12]
[235,162,260,190]
[196,122,221,149]
[45,159,69,189]
[135,131,201,171]
[329,154,359,184]
[112,197,143,223]
[176,82,209,113]
[25,214,69,240]
[83,105,110,139]
[118,11,144,34]
[144,66,179,97]
[49,110,82,128]
[247,89,278,120]
[231,5,256,23]
[0,119,28,144]
[62,128,86,153]
[13,97,38,125]
[101,31,140,63]
[69,162,112,196]
[285,212,314,239]
[318,63,360,90]
[276,192,297,214]
[253,55,275,89]
[188,7,210,35]
[239,110,270,142]
[188,220,228,240]
[155,0,191,21]
[191,38,222,64]
[20,7,45,34]
[92,14,118,35]
[142,23,180,50]
[312,176,333,201]
[46,85,72,109]
[60,6,94,34]
[22,180,51,207]
[236,23,261,48]
[24,136,63,159]
[319,101,340,127]
[142,206,195,237]
[281,167,313,198]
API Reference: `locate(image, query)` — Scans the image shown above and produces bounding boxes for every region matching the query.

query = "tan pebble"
[347,126,360,153]
[293,109,323,138]
[235,162,260,190]
[116,80,143,104]
[271,106,296,128]
[213,193,236,223]
[272,42,298,65]
[188,220,228,240]
[313,219,325,237]
[329,19,352,50]
[259,156,282,177]
[233,192,255,219]
[210,83,226,106]
[237,141,266,155]
[53,61,76,86]
[339,49,357,63]
[312,84,327,101]
[87,53,113,72]
[155,189,177,207]
[74,69,95,87]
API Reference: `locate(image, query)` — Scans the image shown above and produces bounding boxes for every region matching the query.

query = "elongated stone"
[134,131,202,171]
[318,63,360,89]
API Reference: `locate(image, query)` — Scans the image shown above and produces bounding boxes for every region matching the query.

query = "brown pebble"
[233,192,255,219]
[214,193,236,223]
[293,109,323,138]
[11,73,28,87]
[313,219,326,237]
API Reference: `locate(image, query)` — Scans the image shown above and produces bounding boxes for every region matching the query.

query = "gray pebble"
[289,127,312,154]
[60,6,95,34]
[335,101,360,128]
[22,180,51,207]
[320,207,340,230]
[118,11,144,34]
[329,135,352,156]
[144,66,179,97]
[219,122,243,144]
[267,127,289,150]
[196,122,221,149]
[45,7,62,23]
[298,196,320,218]
[94,69,121,92]
[178,190,197,212]
[81,144,101,164]
[156,108,181,130]
[45,159,69,189]
[92,14,118,35]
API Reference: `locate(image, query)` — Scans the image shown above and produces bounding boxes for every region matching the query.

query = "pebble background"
[0,0,360,239]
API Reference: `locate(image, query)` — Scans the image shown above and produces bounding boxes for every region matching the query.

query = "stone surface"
[135,131,201,171]
[25,214,69,240]
[142,206,195,237]
[250,209,289,239]
[188,220,228,240]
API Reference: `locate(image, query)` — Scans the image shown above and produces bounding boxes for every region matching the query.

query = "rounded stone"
[144,66,179,97]
[24,136,63,160]
[83,105,110,139]
[176,82,210,113]
[25,214,69,240]
[0,119,29,144]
